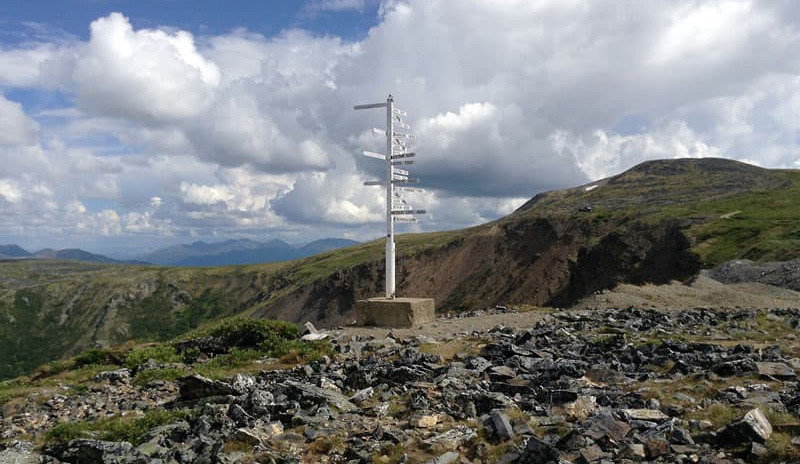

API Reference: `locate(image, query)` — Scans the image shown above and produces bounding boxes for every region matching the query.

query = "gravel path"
[338,273,800,340]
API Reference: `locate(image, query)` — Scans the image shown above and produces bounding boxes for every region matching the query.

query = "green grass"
[45,409,195,445]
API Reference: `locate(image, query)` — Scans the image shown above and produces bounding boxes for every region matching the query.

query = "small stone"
[559,395,597,421]
[411,412,440,428]
[94,368,131,385]
[350,387,374,405]
[619,443,646,459]
[424,452,460,464]
[644,437,670,459]
[490,410,514,441]
[621,409,670,422]
[750,442,767,457]
[303,321,318,335]
[579,444,607,462]
[520,437,560,464]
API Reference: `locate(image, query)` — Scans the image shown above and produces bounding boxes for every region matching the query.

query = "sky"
[0,0,798,257]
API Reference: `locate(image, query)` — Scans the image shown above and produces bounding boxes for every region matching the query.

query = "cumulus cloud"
[73,13,220,122]
[0,1,799,252]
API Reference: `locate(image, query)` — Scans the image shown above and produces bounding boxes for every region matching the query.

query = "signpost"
[355,94,425,298]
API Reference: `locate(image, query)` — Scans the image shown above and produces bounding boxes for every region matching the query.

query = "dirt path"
[335,274,799,340]
[336,309,560,341]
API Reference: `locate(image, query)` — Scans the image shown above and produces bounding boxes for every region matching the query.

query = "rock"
[750,442,768,457]
[229,374,256,395]
[719,408,772,444]
[423,426,477,449]
[585,412,631,442]
[643,437,670,459]
[282,380,358,412]
[45,439,135,464]
[424,452,460,464]
[302,321,318,335]
[711,359,757,377]
[178,374,238,400]
[670,427,695,445]
[519,436,560,464]
[94,368,132,385]
[135,441,168,459]
[579,444,608,462]
[349,387,374,405]
[558,395,597,421]
[621,409,669,422]
[489,365,516,379]
[411,411,440,428]
[755,361,796,380]
[490,410,515,441]
[619,443,646,460]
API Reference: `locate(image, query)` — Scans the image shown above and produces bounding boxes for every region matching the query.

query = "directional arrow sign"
[362,150,385,160]
[392,178,419,184]
[354,102,388,110]
[391,209,426,215]
[391,152,415,159]
[394,217,417,223]
[392,168,409,175]
[391,160,415,166]
[363,180,384,186]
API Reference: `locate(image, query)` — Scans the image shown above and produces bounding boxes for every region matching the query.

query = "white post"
[355,94,423,300]
[385,95,395,298]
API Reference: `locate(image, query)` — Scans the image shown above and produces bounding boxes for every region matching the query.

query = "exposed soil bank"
[255,217,701,327]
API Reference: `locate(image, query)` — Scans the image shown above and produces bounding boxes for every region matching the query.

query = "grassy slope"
[1,158,799,379]
[511,159,800,265]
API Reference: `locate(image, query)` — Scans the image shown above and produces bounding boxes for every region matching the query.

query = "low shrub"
[178,318,300,351]
[132,367,187,386]
[73,348,122,369]
[124,345,181,369]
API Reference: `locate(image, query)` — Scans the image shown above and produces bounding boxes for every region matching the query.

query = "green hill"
[1,157,799,380]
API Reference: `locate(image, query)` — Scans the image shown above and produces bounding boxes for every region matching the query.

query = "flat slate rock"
[621,408,670,422]
[755,362,797,379]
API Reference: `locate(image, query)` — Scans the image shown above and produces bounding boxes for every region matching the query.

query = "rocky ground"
[3,303,800,463]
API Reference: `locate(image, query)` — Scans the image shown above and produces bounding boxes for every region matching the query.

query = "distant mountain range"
[139,238,360,266]
[0,238,361,267]
[0,246,145,264]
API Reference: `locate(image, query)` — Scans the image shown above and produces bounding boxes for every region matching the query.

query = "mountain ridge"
[140,237,360,266]
[2,157,799,380]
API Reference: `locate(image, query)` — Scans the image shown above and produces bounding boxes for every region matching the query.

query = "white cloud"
[73,13,220,122]
[0,95,39,146]
[552,122,723,180]
[0,2,798,251]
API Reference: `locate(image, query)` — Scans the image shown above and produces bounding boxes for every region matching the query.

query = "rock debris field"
[4,306,800,463]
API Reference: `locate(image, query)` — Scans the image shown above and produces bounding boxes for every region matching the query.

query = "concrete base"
[355,297,436,328]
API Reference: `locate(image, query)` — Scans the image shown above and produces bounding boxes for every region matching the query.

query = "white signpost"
[355,94,425,299]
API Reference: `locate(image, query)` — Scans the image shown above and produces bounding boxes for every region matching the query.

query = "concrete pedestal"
[355,297,436,327]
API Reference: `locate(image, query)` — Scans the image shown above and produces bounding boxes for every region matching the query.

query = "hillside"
[1,157,799,380]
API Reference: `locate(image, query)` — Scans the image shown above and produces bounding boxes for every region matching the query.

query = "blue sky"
[0,1,797,257]
[0,1,380,42]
